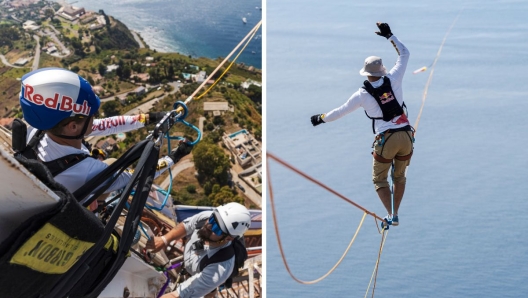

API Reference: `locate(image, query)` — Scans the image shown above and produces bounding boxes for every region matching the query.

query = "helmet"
[214,202,251,237]
[91,148,107,159]
[19,68,100,130]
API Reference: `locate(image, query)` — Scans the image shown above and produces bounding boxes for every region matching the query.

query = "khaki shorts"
[372,131,413,190]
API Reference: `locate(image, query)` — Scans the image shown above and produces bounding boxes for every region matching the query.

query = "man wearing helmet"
[19,67,192,195]
[146,202,251,298]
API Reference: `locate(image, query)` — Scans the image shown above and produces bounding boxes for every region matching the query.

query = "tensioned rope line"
[268,153,383,221]
[184,20,262,105]
[194,21,262,101]
[364,230,389,298]
[413,11,462,133]
[267,157,369,284]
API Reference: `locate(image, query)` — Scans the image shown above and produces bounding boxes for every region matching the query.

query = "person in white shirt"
[19,67,191,197]
[146,202,251,298]
[310,23,414,229]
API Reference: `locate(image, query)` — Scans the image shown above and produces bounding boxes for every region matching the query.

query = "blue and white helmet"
[19,68,100,130]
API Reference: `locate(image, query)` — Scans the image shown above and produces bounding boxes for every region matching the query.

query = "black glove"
[311,114,325,127]
[375,22,393,39]
[169,140,193,163]
[148,112,167,124]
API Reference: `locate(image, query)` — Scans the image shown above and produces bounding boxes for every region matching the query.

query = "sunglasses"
[208,214,227,237]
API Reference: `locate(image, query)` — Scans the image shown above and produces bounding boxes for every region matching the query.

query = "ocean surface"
[56,0,262,68]
[266,0,528,297]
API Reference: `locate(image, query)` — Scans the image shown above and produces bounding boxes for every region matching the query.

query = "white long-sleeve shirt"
[323,35,410,134]
[176,211,235,298]
[28,114,174,194]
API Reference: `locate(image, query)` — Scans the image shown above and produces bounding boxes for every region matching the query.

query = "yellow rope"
[185,20,262,104]
[413,11,462,134]
[364,230,389,298]
[195,23,261,100]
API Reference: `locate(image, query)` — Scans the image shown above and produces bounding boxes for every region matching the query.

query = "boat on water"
[0,125,262,297]
[242,17,247,24]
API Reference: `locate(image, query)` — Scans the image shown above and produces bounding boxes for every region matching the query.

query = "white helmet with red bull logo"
[214,202,251,237]
[19,68,100,130]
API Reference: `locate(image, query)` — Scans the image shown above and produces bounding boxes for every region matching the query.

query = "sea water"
[266,0,528,297]
[56,0,262,68]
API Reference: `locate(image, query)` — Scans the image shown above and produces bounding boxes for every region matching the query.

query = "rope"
[268,155,374,284]
[195,22,262,101]
[267,152,382,221]
[185,20,262,104]
[364,230,389,298]
[268,156,368,284]
[413,11,462,133]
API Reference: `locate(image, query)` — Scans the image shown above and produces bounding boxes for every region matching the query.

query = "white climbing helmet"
[214,202,251,237]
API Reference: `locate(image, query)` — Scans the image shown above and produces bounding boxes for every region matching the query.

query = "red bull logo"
[92,116,127,132]
[23,83,91,116]
[379,92,395,104]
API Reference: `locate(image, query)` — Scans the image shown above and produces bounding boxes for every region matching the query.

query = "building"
[194,71,207,83]
[61,6,85,20]
[95,137,118,153]
[222,129,262,168]
[22,20,40,31]
[241,79,262,89]
[106,64,119,73]
[130,73,150,82]
[203,102,233,116]
[14,58,28,66]
[132,86,146,96]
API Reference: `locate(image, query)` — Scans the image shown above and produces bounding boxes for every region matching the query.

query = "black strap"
[44,140,160,298]
[199,244,235,272]
[14,125,90,177]
[44,153,90,177]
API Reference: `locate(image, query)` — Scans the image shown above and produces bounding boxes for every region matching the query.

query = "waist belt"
[383,125,412,134]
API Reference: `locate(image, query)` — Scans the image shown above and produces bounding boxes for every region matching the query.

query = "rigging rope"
[195,22,261,101]
[413,11,462,133]
[267,156,370,284]
[185,21,262,105]
[364,230,389,298]
[268,153,383,221]
[267,152,392,285]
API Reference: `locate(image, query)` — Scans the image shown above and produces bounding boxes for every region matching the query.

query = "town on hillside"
[0,0,263,208]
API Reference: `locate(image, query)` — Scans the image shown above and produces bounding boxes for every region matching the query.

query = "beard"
[197,226,226,243]
[197,225,213,242]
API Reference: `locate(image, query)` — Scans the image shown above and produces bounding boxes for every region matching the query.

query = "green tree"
[44,8,54,19]
[98,63,106,76]
[101,100,120,117]
[210,186,243,206]
[192,140,231,185]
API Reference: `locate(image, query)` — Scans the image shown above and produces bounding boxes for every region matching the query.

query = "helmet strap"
[55,115,92,140]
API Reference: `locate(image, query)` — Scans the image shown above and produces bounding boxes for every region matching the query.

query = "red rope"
[267,152,382,221]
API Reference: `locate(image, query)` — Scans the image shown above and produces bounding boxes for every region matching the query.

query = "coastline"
[53,0,262,69]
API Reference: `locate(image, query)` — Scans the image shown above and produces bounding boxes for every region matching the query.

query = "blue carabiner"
[173,101,189,120]
[167,101,201,146]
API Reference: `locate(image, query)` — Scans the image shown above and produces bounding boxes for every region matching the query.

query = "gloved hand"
[169,139,193,163]
[311,114,325,127]
[148,112,167,124]
[375,22,393,39]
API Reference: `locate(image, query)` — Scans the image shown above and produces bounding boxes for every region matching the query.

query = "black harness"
[12,119,90,177]
[362,77,407,134]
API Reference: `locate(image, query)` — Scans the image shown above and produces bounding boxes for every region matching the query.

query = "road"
[231,169,262,208]
[32,35,40,71]
[0,54,21,68]
[159,158,194,189]
[131,31,145,48]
